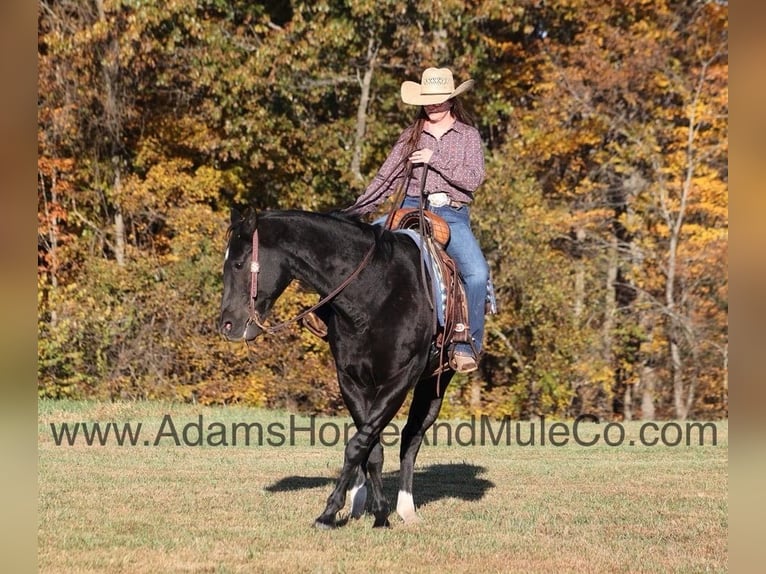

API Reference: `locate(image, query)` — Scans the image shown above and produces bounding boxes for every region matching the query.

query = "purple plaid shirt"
[348,120,485,215]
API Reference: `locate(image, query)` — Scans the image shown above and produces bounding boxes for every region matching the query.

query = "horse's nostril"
[223,321,232,333]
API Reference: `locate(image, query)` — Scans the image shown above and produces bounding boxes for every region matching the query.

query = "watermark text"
[48,414,719,449]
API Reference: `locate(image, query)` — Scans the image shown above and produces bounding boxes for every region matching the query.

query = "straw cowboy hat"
[400,67,475,106]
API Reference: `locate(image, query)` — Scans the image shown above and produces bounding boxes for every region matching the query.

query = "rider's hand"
[409,148,433,164]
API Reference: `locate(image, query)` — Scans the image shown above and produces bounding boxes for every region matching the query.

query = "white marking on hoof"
[349,483,367,518]
[396,490,421,524]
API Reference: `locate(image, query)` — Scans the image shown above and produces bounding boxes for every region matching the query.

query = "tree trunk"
[350,39,377,182]
[640,364,656,420]
[573,227,586,321]
[603,233,618,361]
[113,165,126,267]
[670,337,687,420]
[603,231,620,417]
[666,227,686,419]
[40,168,59,327]
[623,384,633,421]
[664,67,703,419]
[97,0,127,267]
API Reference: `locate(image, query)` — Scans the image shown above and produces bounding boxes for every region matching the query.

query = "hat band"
[421,77,454,95]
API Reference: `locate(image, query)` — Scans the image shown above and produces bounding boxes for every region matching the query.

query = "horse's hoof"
[313,518,336,530]
[397,510,422,525]
[372,516,391,528]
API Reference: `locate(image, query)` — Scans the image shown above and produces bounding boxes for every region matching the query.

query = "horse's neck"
[265,212,371,297]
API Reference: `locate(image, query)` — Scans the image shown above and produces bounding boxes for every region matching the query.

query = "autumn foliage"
[38,0,727,420]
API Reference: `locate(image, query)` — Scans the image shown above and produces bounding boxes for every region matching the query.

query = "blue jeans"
[397,196,489,354]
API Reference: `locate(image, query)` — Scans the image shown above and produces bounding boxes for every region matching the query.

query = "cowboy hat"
[400,67,475,106]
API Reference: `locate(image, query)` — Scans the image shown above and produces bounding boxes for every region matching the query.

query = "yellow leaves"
[133,136,163,170]
[573,361,614,390]
[168,203,224,261]
[189,166,224,202]
[482,35,519,56]
[654,71,671,90]
[126,152,229,214]
[687,173,728,225]
[567,207,614,235]
[72,22,109,47]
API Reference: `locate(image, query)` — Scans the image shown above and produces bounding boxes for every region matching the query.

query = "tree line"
[38,0,728,420]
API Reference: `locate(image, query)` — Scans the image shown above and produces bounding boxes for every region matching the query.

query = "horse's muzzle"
[219,316,262,341]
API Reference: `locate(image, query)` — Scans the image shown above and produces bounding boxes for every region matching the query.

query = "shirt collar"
[423,119,467,138]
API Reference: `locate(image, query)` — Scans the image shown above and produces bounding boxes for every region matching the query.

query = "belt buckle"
[428,192,449,207]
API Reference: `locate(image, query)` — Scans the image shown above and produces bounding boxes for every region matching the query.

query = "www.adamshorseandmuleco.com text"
[48,414,720,449]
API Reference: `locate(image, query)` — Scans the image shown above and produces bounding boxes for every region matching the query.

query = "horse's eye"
[233,262,243,270]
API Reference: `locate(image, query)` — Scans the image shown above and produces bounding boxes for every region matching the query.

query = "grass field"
[38,400,727,573]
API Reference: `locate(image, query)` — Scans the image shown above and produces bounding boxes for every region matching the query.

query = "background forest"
[37,0,728,421]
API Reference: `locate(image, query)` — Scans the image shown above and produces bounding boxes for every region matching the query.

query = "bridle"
[245,226,376,335]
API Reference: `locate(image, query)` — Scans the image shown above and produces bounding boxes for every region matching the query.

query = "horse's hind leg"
[366,440,389,527]
[397,373,454,524]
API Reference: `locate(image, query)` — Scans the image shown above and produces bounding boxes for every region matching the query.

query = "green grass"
[38,400,727,573]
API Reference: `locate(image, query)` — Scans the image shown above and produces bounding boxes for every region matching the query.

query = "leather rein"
[246,225,376,334]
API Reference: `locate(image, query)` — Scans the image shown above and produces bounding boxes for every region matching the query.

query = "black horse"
[219,207,455,529]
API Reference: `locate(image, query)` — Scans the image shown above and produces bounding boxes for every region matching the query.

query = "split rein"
[244,159,414,337]
[245,226,376,335]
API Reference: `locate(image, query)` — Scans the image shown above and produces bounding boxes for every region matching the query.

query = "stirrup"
[300,311,328,340]
[450,351,478,373]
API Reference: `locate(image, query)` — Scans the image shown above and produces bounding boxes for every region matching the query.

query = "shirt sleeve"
[427,126,485,193]
[344,130,411,215]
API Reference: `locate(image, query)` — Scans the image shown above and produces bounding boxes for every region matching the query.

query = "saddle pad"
[394,229,447,326]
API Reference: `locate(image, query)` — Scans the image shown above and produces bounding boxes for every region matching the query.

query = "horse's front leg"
[312,427,373,528]
[348,464,368,519]
[341,439,388,526]
[314,378,413,530]
[326,372,378,524]
[397,372,454,524]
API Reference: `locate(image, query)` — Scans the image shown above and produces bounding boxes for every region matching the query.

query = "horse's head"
[218,207,291,341]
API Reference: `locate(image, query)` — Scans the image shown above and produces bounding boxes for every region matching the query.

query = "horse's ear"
[230,206,258,233]
[241,207,258,235]
[230,206,241,226]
